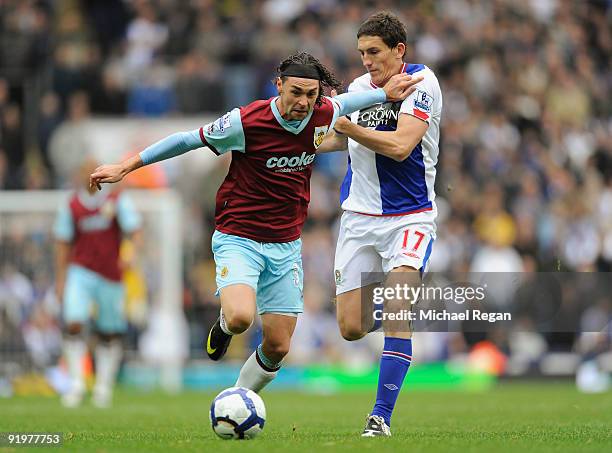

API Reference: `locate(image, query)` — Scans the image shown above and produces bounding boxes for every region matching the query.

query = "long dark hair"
[277,52,342,106]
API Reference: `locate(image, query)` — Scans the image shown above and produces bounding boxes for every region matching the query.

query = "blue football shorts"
[63,264,127,333]
[211,230,304,315]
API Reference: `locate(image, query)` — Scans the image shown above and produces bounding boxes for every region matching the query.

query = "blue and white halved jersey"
[340,63,442,217]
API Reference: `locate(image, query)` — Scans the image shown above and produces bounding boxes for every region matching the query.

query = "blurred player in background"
[319,12,443,436]
[89,52,421,394]
[55,156,142,408]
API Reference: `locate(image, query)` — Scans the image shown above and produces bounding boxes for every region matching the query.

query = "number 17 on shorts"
[387,223,435,273]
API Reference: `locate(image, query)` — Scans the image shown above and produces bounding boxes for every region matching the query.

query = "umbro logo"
[384,384,399,391]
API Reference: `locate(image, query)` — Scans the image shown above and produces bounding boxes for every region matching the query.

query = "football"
[209,387,266,439]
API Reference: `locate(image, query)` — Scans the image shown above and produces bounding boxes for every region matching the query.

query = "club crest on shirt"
[335,269,342,285]
[313,125,329,149]
[220,266,229,278]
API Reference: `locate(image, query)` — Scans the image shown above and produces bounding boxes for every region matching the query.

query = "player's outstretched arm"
[91,110,244,190]
[89,129,204,190]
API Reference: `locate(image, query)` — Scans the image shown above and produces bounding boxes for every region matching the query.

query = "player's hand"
[333,116,352,135]
[383,73,424,102]
[89,164,125,191]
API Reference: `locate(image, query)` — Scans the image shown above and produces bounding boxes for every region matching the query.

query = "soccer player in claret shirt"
[319,12,443,436]
[55,156,142,408]
[90,52,422,394]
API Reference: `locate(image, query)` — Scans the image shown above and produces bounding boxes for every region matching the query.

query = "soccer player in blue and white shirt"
[319,12,442,437]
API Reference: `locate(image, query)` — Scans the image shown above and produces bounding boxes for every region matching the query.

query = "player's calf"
[336,288,375,341]
[261,336,290,364]
[235,313,296,393]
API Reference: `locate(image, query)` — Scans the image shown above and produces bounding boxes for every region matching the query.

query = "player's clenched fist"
[382,73,424,102]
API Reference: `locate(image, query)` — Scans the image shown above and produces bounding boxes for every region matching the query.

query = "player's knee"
[97,332,123,343]
[340,328,366,342]
[65,323,83,336]
[339,321,366,341]
[225,312,252,334]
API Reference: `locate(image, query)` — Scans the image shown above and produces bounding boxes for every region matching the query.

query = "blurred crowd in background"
[1,0,611,373]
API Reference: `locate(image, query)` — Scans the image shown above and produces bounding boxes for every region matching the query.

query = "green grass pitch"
[1,383,610,452]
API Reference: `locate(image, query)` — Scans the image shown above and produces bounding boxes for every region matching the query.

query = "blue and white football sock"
[235,344,280,393]
[371,337,412,426]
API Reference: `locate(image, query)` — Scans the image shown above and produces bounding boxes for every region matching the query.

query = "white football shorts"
[334,210,436,295]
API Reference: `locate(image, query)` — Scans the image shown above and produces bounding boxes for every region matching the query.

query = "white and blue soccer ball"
[210,387,266,439]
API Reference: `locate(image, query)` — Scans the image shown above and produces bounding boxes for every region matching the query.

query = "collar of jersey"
[270,97,314,134]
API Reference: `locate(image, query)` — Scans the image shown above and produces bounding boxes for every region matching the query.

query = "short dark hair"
[277,52,341,106]
[357,12,407,50]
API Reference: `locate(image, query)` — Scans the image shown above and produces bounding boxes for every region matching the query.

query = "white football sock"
[93,340,122,398]
[235,350,278,393]
[63,337,86,393]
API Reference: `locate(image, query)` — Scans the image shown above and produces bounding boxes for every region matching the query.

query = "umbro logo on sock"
[384,384,399,391]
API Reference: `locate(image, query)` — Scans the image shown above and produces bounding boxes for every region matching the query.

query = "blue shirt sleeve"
[138,107,244,164]
[326,88,387,128]
[200,108,245,155]
[139,130,202,165]
[116,193,142,233]
[54,200,74,242]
